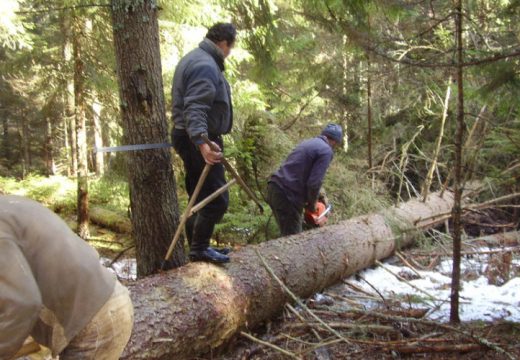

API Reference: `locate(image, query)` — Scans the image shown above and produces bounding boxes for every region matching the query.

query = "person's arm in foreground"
[0,236,42,360]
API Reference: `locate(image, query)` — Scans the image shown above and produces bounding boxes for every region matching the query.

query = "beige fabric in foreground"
[60,281,134,360]
[0,195,117,359]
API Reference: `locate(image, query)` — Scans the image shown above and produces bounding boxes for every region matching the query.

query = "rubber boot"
[185,214,197,248]
[189,214,229,263]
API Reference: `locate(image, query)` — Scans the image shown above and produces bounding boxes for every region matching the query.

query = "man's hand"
[318,188,329,206]
[199,142,222,165]
[305,202,317,213]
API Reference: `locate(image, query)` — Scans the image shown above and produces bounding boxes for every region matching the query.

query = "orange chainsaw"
[304,201,332,227]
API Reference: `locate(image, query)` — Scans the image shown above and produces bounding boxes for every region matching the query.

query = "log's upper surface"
[122,191,455,359]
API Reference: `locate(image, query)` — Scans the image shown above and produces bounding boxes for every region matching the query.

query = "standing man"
[171,23,236,264]
[267,124,343,236]
[0,195,134,360]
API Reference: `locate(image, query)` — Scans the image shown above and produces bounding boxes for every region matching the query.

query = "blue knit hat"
[321,123,343,144]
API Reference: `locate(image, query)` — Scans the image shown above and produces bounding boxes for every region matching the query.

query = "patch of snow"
[101,257,137,280]
[344,248,520,323]
[99,246,519,323]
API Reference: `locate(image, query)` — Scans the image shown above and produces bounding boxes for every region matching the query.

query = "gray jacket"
[172,38,233,145]
[270,136,333,210]
[0,195,116,359]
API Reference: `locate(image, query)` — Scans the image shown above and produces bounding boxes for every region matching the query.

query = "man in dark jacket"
[267,124,343,236]
[0,195,133,360]
[171,23,236,263]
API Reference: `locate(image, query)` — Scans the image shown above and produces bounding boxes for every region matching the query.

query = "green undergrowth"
[213,151,393,245]
[0,175,76,212]
[0,174,130,216]
[0,174,133,256]
[0,155,395,249]
[87,232,133,257]
[323,154,391,221]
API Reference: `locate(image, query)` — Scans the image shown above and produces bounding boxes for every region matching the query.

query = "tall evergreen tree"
[450,0,464,324]
[111,0,184,276]
[72,14,90,239]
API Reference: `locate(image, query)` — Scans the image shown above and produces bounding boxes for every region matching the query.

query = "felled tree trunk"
[122,191,455,359]
[89,207,131,234]
[474,231,520,247]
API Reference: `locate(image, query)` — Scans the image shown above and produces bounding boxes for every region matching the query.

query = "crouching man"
[0,195,134,360]
[267,124,342,236]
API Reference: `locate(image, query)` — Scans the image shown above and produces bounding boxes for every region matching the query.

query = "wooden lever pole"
[163,135,264,264]
[201,135,264,214]
[189,179,237,216]
[164,163,211,263]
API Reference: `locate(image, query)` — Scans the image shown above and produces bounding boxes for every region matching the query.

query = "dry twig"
[286,303,323,341]
[285,322,396,334]
[255,250,351,345]
[395,251,423,278]
[375,260,441,303]
[240,331,301,360]
[347,309,516,360]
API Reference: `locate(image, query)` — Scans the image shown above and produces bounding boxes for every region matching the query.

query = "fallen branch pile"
[122,191,461,359]
[236,298,516,359]
[122,193,519,359]
[235,241,519,359]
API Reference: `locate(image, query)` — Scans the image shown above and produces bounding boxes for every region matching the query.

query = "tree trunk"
[22,113,30,168]
[62,16,77,177]
[422,77,451,200]
[73,16,90,239]
[67,85,77,176]
[44,116,56,176]
[92,95,104,175]
[450,0,464,324]
[122,191,456,360]
[90,207,131,234]
[18,113,30,177]
[367,59,373,169]
[366,16,373,171]
[62,109,70,175]
[2,116,9,162]
[110,0,184,276]
[101,120,111,172]
[341,34,349,151]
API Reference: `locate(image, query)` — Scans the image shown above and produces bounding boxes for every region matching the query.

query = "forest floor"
[210,233,520,360]
[92,210,520,360]
[205,209,520,360]
[11,186,519,360]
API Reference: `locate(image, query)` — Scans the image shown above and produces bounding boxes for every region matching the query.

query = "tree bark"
[21,113,30,168]
[62,108,70,175]
[92,95,104,175]
[2,116,9,162]
[73,16,90,239]
[367,58,373,170]
[18,112,30,178]
[366,16,373,171]
[422,77,451,201]
[44,116,56,176]
[450,0,464,324]
[90,207,131,234]
[61,16,78,177]
[122,191,456,360]
[110,0,184,276]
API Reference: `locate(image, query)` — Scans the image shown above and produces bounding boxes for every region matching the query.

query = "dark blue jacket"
[270,135,333,209]
[172,39,233,145]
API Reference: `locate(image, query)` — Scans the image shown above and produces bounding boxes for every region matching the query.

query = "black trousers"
[266,182,303,236]
[172,130,229,252]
